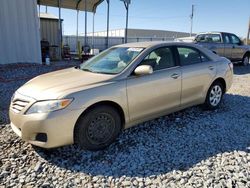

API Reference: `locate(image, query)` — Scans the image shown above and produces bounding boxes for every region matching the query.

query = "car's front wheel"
[203,81,224,110]
[74,105,122,151]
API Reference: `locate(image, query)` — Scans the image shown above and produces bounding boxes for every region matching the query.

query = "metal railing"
[63,35,176,52]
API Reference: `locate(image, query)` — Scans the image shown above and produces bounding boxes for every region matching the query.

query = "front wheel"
[74,105,122,151]
[203,82,224,110]
[242,54,250,66]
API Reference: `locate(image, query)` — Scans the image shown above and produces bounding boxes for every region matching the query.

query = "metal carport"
[37,0,106,58]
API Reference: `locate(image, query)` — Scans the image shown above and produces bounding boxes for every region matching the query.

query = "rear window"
[196,34,222,43]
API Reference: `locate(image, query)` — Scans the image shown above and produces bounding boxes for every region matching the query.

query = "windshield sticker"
[127,48,143,52]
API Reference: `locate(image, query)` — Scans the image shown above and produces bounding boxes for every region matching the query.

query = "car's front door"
[176,46,217,107]
[229,34,245,61]
[126,46,181,123]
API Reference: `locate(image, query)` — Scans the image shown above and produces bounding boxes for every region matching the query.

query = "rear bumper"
[9,108,84,148]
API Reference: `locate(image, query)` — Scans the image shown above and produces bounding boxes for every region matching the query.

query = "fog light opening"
[35,133,47,142]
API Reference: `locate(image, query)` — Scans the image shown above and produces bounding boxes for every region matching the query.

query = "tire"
[242,54,250,66]
[203,81,224,110]
[74,105,122,151]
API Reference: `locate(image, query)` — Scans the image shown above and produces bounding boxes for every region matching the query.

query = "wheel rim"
[87,113,115,145]
[243,56,250,66]
[209,85,222,107]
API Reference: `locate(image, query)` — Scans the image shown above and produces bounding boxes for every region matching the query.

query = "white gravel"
[0,64,250,187]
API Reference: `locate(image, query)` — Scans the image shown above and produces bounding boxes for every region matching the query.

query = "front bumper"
[9,107,84,148]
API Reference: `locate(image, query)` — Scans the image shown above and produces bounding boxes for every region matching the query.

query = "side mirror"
[134,65,153,76]
[239,40,243,45]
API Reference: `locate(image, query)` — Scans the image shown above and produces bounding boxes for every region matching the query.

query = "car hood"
[17,67,114,100]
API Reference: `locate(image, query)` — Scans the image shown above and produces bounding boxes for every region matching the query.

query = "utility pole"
[121,0,131,44]
[190,4,194,37]
[247,17,250,45]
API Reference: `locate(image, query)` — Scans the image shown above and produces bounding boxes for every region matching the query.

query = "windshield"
[79,47,144,74]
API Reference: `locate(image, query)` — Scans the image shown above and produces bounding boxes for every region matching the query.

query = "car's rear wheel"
[74,105,122,151]
[203,81,224,110]
[242,54,250,66]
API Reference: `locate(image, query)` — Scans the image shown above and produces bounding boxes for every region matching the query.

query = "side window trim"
[176,45,211,66]
[223,33,231,44]
[129,46,179,76]
[140,46,177,68]
[230,34,241,45]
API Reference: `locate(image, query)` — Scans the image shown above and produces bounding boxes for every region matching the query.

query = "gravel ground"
[0,63,250,187]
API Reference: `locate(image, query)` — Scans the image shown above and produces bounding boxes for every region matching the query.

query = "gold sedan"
[9,42,233,150]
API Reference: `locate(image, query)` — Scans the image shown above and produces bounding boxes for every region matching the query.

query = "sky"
[39,0,250,38]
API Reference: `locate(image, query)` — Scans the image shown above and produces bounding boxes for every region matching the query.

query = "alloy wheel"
[209,85,222,107]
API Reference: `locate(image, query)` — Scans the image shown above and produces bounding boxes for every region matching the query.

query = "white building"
[86,28,192,39]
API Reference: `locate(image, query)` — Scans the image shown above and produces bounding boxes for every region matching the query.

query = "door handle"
[171,73,180,79]
[208,66,214,70]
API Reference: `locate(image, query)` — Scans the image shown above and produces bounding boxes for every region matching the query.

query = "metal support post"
[58,0,62,59]
[106,0,110,49]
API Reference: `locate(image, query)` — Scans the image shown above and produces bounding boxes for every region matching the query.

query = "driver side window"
[140,47,175,71]
[230,34,241,45]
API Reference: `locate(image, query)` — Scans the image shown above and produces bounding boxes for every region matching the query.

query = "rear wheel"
[242,54,250,66]
[203,82,224,110]
[74,105,122,151]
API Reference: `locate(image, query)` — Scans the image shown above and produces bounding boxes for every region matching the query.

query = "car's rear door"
[176,46,216,107]
[126,46,181,123]
[222,33,233,59]
[196,34,224,56]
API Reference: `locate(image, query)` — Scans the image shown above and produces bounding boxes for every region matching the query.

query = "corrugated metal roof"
[37,0,104,12]
[39,12,59,20]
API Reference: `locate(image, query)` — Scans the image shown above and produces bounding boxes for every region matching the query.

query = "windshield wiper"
[75,65,80,69]
[81,68,115,75]
[81,68,94,73]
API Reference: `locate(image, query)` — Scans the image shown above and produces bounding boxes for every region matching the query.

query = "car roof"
[114,41,198,48]
[196,32,222,35]
[196,31,235,35]
[115,41,221,62]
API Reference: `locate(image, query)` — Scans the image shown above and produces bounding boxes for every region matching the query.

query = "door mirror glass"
[134,65,153,76]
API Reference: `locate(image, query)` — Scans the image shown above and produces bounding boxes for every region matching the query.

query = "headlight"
[26,99,73,114]
[11,92,16,102]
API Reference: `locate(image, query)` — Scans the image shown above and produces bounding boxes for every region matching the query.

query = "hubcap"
[209,85,222,106]
[87,113,115,145]
[243,56,250,66]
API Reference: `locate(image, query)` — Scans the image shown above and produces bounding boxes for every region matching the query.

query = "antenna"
[190,4,194,37]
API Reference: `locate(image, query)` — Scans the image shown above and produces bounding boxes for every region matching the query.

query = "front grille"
[11,99,30,113]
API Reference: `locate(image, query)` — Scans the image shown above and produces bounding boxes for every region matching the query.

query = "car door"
[229,34,245,61]
[222,33,232,59]
[126,46,181,123]
[176,46,217,107]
